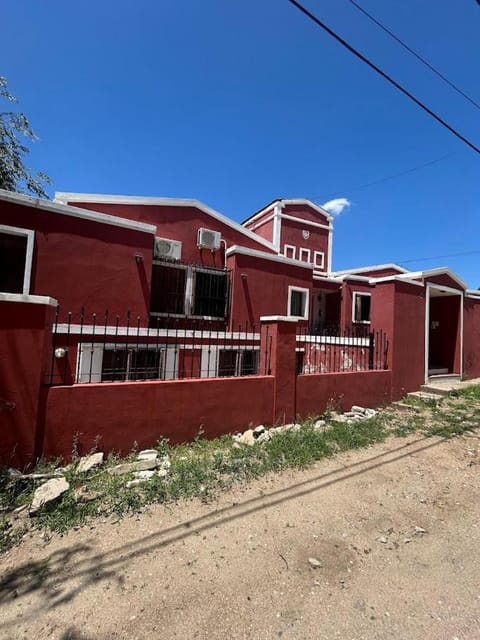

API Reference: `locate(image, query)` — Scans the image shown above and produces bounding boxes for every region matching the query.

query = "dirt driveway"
[1,430,479,640]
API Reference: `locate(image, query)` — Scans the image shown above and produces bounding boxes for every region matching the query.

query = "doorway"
[425,284,463,381]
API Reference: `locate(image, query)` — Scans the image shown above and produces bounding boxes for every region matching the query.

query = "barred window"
[193,269,229,318]
[150,264,187,315]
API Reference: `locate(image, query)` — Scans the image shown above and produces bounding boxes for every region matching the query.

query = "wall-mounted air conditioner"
[197,228,221,251]
[154,237,182,260]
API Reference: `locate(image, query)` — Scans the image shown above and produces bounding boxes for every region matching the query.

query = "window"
[150,262,229,319]
[299,248,311,263]
[150,263,187,315]
[288,286,309,319]
[193,269,229,318]
[313,251,325,270]
[284,245,296,260]
[217,350,259,377]
[352,292,371,323]
[0,225,34,294]
[101,348,163,381]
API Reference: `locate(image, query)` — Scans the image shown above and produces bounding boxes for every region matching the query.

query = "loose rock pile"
[231,406,378,446]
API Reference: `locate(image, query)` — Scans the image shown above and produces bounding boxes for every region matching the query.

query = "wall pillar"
[260,316,298,424]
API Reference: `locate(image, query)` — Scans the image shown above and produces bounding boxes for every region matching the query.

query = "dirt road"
[1,430,479,640]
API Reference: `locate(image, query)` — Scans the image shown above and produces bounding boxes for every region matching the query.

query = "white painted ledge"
[0,292,58,306]
[260,315,300,323]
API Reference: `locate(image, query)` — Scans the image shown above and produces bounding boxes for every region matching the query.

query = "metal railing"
[47,308,267,385]
[296,326,389,374]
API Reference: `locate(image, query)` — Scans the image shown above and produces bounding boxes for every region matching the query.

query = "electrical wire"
[316,151,455,200]
[346,0,480,111]
[397,249,480,265]
[286,0,480,155]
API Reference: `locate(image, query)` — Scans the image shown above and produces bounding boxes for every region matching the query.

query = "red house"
[1,188,479,463]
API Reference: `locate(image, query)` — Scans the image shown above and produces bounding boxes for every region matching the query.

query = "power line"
[397,249,480,265]
[286,0,480,155]
[316,151,455,200]
[346,0,480,112]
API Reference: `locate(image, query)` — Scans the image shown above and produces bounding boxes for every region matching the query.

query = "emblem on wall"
[302,229,310,239]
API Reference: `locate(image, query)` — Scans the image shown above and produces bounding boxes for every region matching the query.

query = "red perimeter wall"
[296,370,392,418]
[42,377,275,458]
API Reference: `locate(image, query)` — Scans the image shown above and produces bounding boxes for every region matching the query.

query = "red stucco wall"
[69,201,276,268]
[227,253,313,327]
[0,300,55,466]
[464,297,480,379]
[42,376,275,458]
[296,370,392,418]
[279,217,329,269]
[0,200,154,317]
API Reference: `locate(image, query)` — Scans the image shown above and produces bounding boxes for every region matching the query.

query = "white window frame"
[0,224,35,294]
[287,286,310,320]
[313,251,325,270]
[352,292,372,324]
[299,248,311,263]
[284,244,296,260]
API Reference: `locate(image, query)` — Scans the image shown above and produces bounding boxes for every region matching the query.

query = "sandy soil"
[1,430,479,640]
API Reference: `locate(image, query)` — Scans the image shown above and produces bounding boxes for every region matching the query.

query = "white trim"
[0,292,58,306]
[284,244,296,260]
[466,289,480,299]
[248,213,275,232]
[0,189,157,234]
[56,324,260,339]
[313,251,325,270]
[287,286,310,320]
[331,263,409,277]
[299,247,311,263]
[335,274,373,283]
[312,274,341,284]
[280,213,331,231]
[397,267,467,291]
[260,315,299,323]
[226,245,314,270]
[371,275,424,288]
[273,203,282,250]
[327,228,333,273]
[0,224,35,294]
[55,191,276,252]
[352,291,372,324]
[242,204,278,226]
[298,334,370,347]
[280,199,333,222]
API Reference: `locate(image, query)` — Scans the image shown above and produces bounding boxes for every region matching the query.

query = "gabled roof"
[242,198,333,225]
[396,267,468,291]
[0,189,157,234]
[330,263,408,277]
[55,192,276,252]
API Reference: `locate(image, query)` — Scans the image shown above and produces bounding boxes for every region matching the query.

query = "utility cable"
[286,0,480,155]
[346,0,480,111]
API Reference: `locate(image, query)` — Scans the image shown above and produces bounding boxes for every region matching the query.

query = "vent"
[154,237,182,260]
[197,228,221,250]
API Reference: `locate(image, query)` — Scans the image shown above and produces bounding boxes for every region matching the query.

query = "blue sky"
[3,0,480,284]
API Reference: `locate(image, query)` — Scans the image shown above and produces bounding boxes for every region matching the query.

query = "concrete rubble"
[231,406,379,446]
[30,477,70,514]
[76,452,104,474]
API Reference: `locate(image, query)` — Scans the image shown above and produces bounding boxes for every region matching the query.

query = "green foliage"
[0,76,51,198]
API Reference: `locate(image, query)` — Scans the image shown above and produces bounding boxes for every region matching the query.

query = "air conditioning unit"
[197,228,221,250]
[154,237,182,260]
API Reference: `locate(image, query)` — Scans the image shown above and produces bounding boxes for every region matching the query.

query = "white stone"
[159,456,171,470]
[253,425,265,436]
[137,449,159,461]
[365,408,377,417]
[308,557,323,569]
[313,420,326,430]
[30,478,70,514]
[126,479,147,488]
[76,452,104,474]
[133,470,156,480]
[351,406,366,415]
[157,469,169,478]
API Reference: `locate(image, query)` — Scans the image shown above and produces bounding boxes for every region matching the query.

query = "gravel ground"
[1,430,479,640]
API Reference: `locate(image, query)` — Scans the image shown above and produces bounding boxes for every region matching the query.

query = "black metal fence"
[47,308,267,386]
[296,326,389,374]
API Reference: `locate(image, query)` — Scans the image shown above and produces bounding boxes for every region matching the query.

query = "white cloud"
[321,197,351,217]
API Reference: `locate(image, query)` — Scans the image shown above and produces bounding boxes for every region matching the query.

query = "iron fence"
[296,326,389,374]
[47,308,267,385]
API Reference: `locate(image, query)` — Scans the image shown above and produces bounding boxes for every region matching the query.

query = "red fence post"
[260,316,298,425]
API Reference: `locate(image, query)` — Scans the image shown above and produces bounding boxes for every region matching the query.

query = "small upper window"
[314,251,325,270]
[0,226,34,294]
[299,248,311,263]
[288,286,309,319]
[353,292,371,323]
[284,245,296,260]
